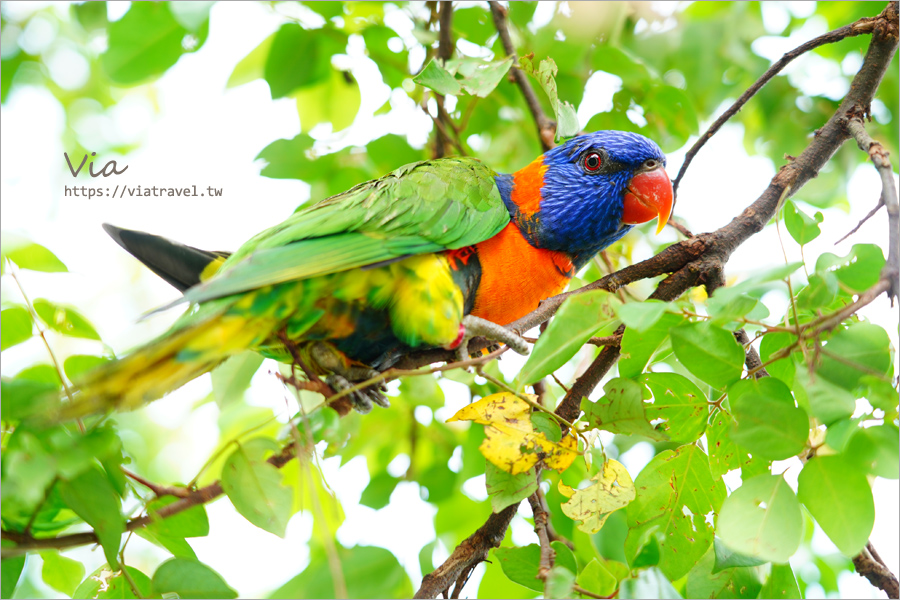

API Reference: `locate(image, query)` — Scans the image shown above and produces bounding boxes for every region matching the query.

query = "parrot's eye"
[642,158,659,170]
[582,152,602,173]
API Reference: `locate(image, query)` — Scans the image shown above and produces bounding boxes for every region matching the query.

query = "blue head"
[499,131,672,268]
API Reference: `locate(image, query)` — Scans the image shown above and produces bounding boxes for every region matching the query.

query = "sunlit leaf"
[582,378,668,441]
[221,437,293,537]
[518,290,619,385]
[152,559,237,599]
[0,307,32,351]
[716,474,803,563]
[797,455,874,556]
[728,378,808,461]
[670,321,744,389]
[448,393,578,475]
[783,200,823,245]
[33,299,101,341]
[558,459,635,534]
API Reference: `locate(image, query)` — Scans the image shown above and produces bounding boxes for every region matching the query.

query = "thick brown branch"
[432,1,455,159]
[672,6,888,198]
[414,504,518,598]
[488,1,555,151]
[854,542,900,599]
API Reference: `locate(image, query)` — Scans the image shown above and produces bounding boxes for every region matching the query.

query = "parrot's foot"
[325,373,389,414]
[308,342,389,414]
[454,315,530,364]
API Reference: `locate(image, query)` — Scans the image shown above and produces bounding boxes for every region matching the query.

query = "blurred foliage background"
[1,2,898,599]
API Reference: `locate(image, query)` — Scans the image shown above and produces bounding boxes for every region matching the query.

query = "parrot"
[59,130,673,419]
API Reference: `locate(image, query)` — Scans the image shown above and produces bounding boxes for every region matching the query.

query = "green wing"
[176,157,509,307]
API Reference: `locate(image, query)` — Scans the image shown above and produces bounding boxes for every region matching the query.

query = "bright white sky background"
[0,1,897,598]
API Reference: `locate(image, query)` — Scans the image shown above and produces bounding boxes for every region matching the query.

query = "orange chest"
[468,222,574,326]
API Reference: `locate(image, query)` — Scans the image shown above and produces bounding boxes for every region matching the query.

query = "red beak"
[622,167,673,234]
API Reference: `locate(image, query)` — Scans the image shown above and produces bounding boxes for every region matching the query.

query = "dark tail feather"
[103,223,231,292]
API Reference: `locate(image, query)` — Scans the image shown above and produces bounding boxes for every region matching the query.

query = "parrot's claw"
[455,315,530,364]
[308,342,389,414]
[325,374,388,414]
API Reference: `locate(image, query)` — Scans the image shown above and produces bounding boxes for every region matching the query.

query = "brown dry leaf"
[558,459,635,533]
[448,392,579,475]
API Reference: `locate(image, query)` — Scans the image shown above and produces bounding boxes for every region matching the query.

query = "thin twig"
[487,1,555,150]
[835,197,885,244]
[672,9,883,199]
[847,116,900,302]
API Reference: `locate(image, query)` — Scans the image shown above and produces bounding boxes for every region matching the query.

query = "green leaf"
[576,559,617,597]
[815,244,885,292]
[146,497,210,539]
[518,56,579,141]
[168,1,213,32]
[457,57,514,98]
[63,355,112,382]
[414,58,462,96]
[211,351,264,407]
[264,24,346,98]
[227,33,275,88]
[582,378,668,441]
[783,200,823,245]
[618,312,683,378]
[670,321,743,389]
[707,411,743,480]
[545,565,575,599]
[684,545,762,599]
[758,331,797,387]
[74,566,153,599]
[494,544,543,592]
[1,376,60,421]
[796,271,838,310]
[1,307,32,351]
[705,286,764,325]
[33,299,101,341]
[860,376,899,412]
[615,300,673,333]
[58,467,124,567]
[797,455,874,556]
[485,462,538,513]
[269,545,411,598]
[101,3,203,85]
[294,69,361,132]
[620,566,682,599]
[845,424,899,479]
[640,372,707,443]
[728,378,809,461]
[518,290,619,385]
[531,412,562,443]
[711,538,766,573]
[360,472,401,510]
[760,563,802,599]
[626,445,726,581]
[1,239,67,273]
[40,551,85,597]
[716,474,803,563]
[152,559,237,599]
[1,554,26,600]
[221,437,293,537]
[793,368,856,425]
[817,323,892,391]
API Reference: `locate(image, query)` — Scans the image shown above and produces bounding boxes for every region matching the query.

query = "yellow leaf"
[448,392,579,475]
[560,459,635,534]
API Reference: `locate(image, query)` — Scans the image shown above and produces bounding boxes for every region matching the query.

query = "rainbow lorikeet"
[62,131,672,418]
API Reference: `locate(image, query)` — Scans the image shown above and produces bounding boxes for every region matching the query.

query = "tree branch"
[488,1,556,151]
[672,6,888,199]
[0,444,297,558]
[413,5,899,597]
[846,117,900,301]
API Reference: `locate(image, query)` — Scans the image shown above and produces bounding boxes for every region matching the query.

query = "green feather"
[167,157,509,308]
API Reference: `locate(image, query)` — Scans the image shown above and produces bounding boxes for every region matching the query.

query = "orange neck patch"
[470,222,574,325]
[510,156,547,217]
